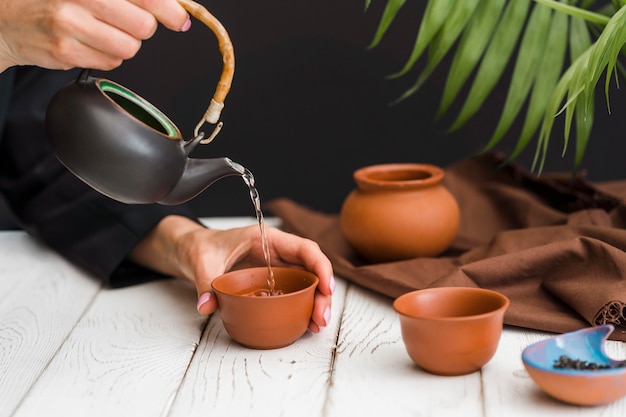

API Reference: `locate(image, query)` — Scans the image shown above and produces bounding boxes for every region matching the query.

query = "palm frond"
[366,0,626,173]
[366,0,407,48]
[480,2,554,152]
[388,0,457,77]
[437,0,507,118]
[567,11,594,171]
[401,0,482,96]
[495,3,571,165]
[536,4,626,172]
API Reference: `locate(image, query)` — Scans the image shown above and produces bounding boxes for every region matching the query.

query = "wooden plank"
[168,276,348,417]
[326,284,485,417]
[6,216,623,417]
[12,279,206,417]
[483,327,626,416]
[0,232,101,417]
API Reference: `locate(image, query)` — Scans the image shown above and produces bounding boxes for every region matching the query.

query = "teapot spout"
[159,157,245,205]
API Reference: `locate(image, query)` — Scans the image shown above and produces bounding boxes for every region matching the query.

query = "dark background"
[10,0,626,222]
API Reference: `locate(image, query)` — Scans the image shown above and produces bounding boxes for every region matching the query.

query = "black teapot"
[45,0,242,205]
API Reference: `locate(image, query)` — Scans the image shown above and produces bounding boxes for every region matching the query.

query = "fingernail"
[181,17,192,32]
[329,276,336,295]
[323,306,331,327]
[196,292,211,311]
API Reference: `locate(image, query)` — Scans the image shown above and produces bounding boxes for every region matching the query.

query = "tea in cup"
[212,267,319,349]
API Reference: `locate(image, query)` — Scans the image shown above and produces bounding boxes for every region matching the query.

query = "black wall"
[101,0,626,217]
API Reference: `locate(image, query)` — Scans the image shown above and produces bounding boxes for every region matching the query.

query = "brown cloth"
[265,153,626,341]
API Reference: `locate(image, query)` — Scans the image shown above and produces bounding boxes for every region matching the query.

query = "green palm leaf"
[437,0,507,118]
[366,0,626,173]
[446,0,531,131]
[534,48,588,172]
[480,3,554,153]
[536,4,626,172]
[568,13,594,171]
[381,0,456,70]
[366,0,407,49]
[496,5,571,164]
[406,0,481,91]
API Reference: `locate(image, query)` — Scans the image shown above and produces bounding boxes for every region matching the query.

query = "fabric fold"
[265,153,626,341]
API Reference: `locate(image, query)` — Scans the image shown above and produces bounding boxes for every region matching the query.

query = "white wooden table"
[1,217,626,417]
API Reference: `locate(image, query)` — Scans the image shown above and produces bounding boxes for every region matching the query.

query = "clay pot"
[211,267,319,349]
[393,287,510,376]
[340,163,460,263]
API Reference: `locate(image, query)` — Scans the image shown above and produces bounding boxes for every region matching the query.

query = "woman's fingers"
[127,0,190,32]
[0,0,190,71]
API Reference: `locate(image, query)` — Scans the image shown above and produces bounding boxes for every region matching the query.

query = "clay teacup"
[393,287,510,376]
[211,266,319,349]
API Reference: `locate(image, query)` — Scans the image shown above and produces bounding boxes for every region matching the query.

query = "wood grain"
[12,280,204,417]
[2,219,626,417]
[328,284,484,417]
[0,233,100,417]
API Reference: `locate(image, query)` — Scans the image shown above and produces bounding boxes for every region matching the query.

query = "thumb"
[193,263,227,316]
[196,290,218,315]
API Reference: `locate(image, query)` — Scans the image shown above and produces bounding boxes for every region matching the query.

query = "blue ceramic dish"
[522,325,626,406]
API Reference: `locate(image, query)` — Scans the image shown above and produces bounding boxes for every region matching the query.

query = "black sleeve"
[0,66,200,287]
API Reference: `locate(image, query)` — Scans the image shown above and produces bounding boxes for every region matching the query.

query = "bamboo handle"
[177,0,234,132]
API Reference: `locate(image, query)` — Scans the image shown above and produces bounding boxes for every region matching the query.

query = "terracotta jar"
[340,163,460,263]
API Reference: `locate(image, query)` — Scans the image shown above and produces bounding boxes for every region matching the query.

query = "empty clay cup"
[393,287,510,376]
[211,266,319,349]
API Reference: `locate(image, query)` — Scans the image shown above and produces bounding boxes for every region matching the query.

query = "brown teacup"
[393,287,510,376]
[211,267,319,349]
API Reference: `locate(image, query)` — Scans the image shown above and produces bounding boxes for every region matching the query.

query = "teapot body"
[46,73,188,204]
[44,1,239,205]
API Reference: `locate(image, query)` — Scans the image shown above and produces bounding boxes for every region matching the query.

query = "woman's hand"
[0,0,190,72]
[130,216,335,333]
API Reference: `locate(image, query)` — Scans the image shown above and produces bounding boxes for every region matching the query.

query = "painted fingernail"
[181,17,192,32]
[323,306,331,327]
[196,292,211,312]
[329,276,336,295]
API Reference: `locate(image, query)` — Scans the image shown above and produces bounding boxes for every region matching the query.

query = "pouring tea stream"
[45,0,243,205]
[45,0,280,294]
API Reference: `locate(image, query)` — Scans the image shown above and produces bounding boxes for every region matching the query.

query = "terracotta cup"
[393,287,510,376]
[211,266,319,349]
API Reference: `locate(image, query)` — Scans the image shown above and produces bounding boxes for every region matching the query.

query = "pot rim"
[96,77,182,140]
[353,163,444,189]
